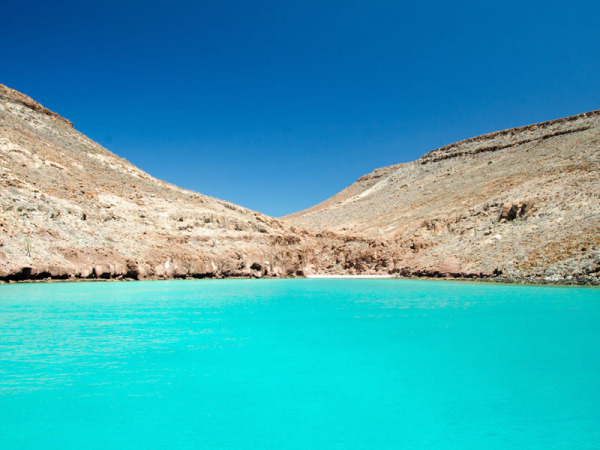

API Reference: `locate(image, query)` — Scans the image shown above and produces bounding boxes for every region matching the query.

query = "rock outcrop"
[284,110,600,284]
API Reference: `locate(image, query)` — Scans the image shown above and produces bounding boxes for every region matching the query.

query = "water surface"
[0,279,599,449]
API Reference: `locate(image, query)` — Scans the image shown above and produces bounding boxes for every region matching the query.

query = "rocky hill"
[1,84,598,284]
[0,84,390,281]
[285,110,600,283]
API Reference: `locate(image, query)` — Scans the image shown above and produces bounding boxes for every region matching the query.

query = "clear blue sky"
[2,1,599,216]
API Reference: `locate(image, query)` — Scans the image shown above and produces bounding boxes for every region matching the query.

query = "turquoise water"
[0,280,599,449]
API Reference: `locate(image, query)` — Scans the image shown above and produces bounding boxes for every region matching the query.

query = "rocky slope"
[0,84,391,281]
[285,110,600,284]
[2,84,598,284]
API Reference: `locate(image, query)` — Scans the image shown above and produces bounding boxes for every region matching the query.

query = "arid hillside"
[0,85,389,281]
[1,84,598,284]
[285,110,600,283]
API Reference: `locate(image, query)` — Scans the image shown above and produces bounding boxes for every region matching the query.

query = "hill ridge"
[0,84,73,127]
[284,109,600,283]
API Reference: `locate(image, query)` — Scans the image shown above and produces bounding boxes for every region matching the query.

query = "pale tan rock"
[0,84,392,281]
[1,83,598,284]
[285,109,600,283]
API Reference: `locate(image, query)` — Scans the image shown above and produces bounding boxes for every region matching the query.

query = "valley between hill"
[1,84,598,284]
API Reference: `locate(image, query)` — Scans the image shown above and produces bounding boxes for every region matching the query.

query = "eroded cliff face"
[284,110,600,283]
[0,84,390,281]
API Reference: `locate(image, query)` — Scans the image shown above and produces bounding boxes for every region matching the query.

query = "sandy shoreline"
[306,274,395,279]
